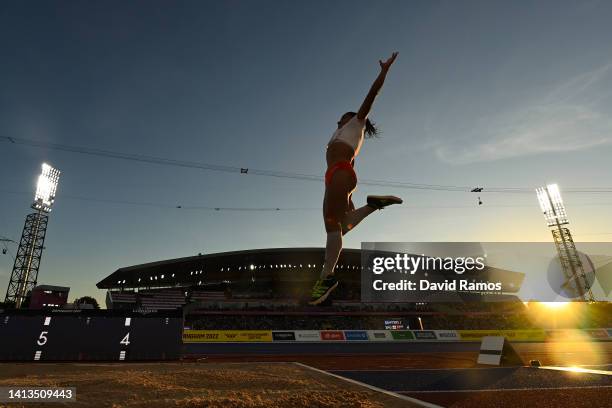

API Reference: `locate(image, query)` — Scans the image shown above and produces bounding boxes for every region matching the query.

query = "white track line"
[538,366,612,376]
[293,362,443,408]
[331,366,521,372]
[396,385,612,394]
[332,364,612,373]
[573,364,612,368]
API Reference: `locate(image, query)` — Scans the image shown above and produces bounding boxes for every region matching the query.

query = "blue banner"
[344,330,368,341]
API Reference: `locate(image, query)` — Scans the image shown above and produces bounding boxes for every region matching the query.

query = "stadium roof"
[97,247,359,290]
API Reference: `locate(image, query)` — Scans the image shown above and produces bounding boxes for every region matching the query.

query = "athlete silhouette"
[310,52,402,305]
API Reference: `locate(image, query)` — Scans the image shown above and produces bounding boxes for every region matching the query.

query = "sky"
[1,0,612,306]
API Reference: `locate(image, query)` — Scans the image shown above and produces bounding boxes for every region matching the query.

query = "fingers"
[381,52,399,66]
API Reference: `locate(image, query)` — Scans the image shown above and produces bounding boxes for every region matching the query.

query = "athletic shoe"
[309,275,339,305]
[367,195,403,210]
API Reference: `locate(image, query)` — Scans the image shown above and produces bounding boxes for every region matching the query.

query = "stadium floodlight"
[32,163,61,213]
[536,184,568,227]
[5,163,61,308]
[535,183,595,301]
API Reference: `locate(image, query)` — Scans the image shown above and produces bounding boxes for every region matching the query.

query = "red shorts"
[325,161,357,187]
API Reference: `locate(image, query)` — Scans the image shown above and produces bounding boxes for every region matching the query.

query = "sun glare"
[540,302,569,309]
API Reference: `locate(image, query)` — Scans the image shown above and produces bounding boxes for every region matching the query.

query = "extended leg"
[310,226,342,305]
[310,176,352,305]
[320,229,342,278]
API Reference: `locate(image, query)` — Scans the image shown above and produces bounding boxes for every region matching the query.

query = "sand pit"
[0,362,426,408]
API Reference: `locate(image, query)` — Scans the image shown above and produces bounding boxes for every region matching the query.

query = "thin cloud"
[433,63,612,164]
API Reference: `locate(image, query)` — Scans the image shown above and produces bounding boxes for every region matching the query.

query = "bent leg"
[341,205,375,235]
[342,195,404,234]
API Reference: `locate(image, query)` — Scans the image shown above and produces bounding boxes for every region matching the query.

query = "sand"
[0,362,421,408]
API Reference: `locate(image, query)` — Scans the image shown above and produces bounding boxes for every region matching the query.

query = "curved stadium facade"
[97,248,524,311]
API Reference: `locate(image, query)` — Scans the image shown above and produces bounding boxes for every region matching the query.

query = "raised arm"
[357,52,398,120]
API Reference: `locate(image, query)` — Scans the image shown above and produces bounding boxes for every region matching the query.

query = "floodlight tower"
[4,163,61,308]
[536,184,594,301]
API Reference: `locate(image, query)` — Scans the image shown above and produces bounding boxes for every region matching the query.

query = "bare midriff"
[326,140,355,167]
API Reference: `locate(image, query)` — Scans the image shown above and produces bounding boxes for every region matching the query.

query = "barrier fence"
[182,328,612,343]
[0,310,183,361]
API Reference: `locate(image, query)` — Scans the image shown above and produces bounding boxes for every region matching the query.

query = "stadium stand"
[105,291,137,310]
[97,247,611,332]
[139,289,187,310]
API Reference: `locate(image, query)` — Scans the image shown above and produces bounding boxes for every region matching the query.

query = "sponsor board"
[543,329,612,341]
[413,330,437,340]
[183,330,272,343]
[584,329,609,339]
[458,330,546,342]
[272,331,296,341]
[390,330,415,340]
[320,331,345,341]
[344,330,368,341]
[367,330,392,341]
[294,330,322,342]
[435,330,460,340]
[545,329,591,341]
[546,329,580,341]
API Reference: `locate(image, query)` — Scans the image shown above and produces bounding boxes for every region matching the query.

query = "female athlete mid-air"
[310,52,403,305]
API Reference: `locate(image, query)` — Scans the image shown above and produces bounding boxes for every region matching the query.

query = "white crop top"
[328,115,366,157]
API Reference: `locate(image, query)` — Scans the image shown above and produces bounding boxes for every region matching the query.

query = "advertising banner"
[272,331,296,341]
[320,331,345,341]
[546,329,612,341]
[183,330,272,343]
[344,331,368,341]
[584,329,609,339]
[390,330,415,340]
[294,331,321,342]
[458,329,546,341]
[545,329,585,341]
[413,330,437,340]
[435,330,460,341]
[367,330,393,341]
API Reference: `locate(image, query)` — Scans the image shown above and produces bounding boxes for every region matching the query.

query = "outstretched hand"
[357,51,398,120]
[379,52,399,72]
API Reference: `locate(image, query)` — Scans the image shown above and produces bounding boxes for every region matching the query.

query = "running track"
[329,365,612,407]
[194,342,612,407]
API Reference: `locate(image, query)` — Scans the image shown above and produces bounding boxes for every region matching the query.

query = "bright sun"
[540,302,569,309]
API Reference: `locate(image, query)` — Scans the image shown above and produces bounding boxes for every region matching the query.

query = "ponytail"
[344,111,380,138]
[364,118,379,138]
